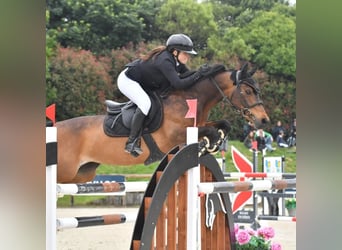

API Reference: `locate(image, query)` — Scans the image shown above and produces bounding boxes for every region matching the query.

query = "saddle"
[103,92,163,136]
[103,92,164,165]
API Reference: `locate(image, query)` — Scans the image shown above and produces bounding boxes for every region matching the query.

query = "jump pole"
[46,127,57,250]
[223,172,296,178]
[57,213,137,230]
[198,178,296,194]
[186,127,200,250]
[57,181,148,195]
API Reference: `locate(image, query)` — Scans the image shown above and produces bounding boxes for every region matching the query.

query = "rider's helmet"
[166,34,197,55]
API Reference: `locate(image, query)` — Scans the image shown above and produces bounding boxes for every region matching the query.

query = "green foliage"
[156,0,218,50]
[134,0,164,42]
[46,10,58,105]
[242,11,296,80]
[47,0,145,54]
[285,198,296,208]
[240,0,276,11]
[261,81,296,131]
[207,26,255,63]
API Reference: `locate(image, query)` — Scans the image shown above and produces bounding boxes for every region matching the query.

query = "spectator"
[287,118,296,147]
[255,128,276,155]
[243,130,256,152]
[276,130,289,148]
[272,120,286,140]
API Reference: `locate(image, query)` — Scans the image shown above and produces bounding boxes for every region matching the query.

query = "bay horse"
[55,63,269,183]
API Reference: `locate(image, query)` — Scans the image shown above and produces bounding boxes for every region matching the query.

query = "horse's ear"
[240,62,248,79]
[241,62,248,73]
[249,66,257,77]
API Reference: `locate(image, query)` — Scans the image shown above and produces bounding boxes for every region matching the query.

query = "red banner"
[231,146,253,213]
[185,99,197,126]
[46,104,56,125]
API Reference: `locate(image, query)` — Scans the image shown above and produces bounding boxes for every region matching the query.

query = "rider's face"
[175,51,191,64]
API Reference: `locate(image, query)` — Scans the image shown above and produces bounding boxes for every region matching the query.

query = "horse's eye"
[245,89,252,95]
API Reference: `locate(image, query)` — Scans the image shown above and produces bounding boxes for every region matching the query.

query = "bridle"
[209,74,264,121]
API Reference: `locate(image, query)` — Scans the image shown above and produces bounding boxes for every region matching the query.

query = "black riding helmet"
[166,34,197,55]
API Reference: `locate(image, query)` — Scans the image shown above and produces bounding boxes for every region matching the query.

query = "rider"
[117,33,205,156]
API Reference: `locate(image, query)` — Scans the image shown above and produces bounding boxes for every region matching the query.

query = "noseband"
[210,75,264,121]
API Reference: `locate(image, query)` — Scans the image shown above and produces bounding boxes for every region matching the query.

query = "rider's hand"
[198,64,211,77]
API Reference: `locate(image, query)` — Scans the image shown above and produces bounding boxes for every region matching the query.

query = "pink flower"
[246,227,256,236]
[236,229,251,245]
[257,226,275,240]
[271,242,282,250]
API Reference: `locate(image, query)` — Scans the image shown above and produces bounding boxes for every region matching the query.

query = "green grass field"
[57,140,296,206]
[96,140,296,176]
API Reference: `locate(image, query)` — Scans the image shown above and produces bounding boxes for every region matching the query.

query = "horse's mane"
[180,63,227,79]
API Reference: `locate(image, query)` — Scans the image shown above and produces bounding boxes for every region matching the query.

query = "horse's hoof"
[218,129,225,139]
[206,145,218,153]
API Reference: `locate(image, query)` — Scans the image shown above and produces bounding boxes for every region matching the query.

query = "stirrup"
[125,140,143,156]
[130,150,140,157]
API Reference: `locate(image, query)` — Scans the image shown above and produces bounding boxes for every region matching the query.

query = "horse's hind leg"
[70,162,100,183]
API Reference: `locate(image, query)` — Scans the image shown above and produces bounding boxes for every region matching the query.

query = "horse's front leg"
[204,120,231,138]
[198,120,231,155]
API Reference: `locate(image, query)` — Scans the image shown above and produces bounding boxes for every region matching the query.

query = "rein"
[209,75,263,121]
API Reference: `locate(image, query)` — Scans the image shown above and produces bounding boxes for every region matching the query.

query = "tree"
[46,10,58,106]
[156,0,218,51]
[242,11,296,80]
[47,0,145,54]
[207,8,295,80]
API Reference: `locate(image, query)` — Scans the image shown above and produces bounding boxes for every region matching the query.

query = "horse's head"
[212,63,270,128]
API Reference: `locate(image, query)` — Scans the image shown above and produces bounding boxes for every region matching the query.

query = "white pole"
[46,127,57,250]
[186,127,200,250]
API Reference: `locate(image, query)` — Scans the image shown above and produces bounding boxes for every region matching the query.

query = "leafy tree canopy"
[47,0,145,54]
[156,0,218,51]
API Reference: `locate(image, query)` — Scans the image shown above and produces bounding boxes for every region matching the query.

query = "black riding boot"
[125,108,146,156]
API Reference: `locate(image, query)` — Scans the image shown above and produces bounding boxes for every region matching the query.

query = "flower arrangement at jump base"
[285,198,296,209]
[285,198,296,217]
[234,224,282,250]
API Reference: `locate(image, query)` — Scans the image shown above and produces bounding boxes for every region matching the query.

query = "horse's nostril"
[262,118,269,124]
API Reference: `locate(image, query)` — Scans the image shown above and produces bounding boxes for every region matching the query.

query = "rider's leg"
[117,68,151,155]
[125,108,146,154]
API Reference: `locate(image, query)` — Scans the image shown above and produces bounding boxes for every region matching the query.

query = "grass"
[57,140,296,207]
[96,140,296,175]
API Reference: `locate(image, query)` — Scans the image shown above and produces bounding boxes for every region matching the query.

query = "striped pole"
[57,213,137,230]
[46,127,57,250]
[257,215,296,222]
[198,179,296,194]
[57,181,148,195]
[223,172,296,179]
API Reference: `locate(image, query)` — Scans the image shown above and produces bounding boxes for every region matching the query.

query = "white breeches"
[117,68,151,116]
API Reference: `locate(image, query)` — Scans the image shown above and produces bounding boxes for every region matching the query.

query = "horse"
[55,63,270,183]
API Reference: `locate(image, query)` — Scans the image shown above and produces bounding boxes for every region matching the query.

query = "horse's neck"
[166,77,224,111]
